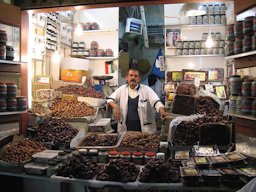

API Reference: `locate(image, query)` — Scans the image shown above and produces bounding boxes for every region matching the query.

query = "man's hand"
[159,107,167,120]
[113,106,122,121]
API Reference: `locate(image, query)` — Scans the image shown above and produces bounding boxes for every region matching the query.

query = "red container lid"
[120,151,130,156]
[145,152,155,157]
[108,151,119,156]
[133,151,142,156]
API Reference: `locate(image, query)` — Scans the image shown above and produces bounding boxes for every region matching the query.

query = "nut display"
[56,85,104,98]
[57,154,100,179]
[120,131,160,149]
[34,118,78,146]
[81,134,118,146]
[196,96,220,116]
[139,158,180,183]
[0,138,45,163]
[96,159,139,182]
[175,83,196,96]
[50,99,97,118]
[172,116,220,146]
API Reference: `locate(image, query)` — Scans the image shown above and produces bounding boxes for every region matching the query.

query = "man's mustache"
[131,79,136,82]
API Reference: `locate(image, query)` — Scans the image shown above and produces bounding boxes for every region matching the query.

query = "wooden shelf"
[0,111,27,116]
[0,60,26,65]
[166,54,225,58]
[70,55,117,60]
[82,29,117,33]
[225,50,256,60]
[229,112,256,121]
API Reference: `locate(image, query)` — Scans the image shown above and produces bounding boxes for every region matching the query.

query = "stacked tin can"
[226,16,256,56]
[190,3,226,25]
[176,32,225,56]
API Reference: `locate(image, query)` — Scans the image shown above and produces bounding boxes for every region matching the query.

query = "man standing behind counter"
[107,67,166,134]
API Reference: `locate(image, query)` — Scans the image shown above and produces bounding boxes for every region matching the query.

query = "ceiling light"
[180,3,207,17]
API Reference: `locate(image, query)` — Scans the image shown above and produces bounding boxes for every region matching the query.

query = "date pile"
[57,154,100,179]
[175,83,196,96]
[196,96,220,116]
[56,85,104,98]
[120,131,160,149]
[139,158,180,183]
[34,118,78,146]
[96,159,139,182]
[82,134,118,146]
[172,116,220,146]
[50,99,97,118]
[0,138,45,163]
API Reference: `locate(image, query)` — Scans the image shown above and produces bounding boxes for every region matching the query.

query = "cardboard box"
[60,69,88,83]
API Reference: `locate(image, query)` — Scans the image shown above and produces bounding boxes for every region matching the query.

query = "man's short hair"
[128,67,141,76]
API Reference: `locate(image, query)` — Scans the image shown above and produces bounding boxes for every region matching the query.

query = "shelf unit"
[166,54,225,58]
[225,50,256,60]
[229,112,256,121]
[70,55,117,60]
[0,111,28,116]
[81,29,117,33]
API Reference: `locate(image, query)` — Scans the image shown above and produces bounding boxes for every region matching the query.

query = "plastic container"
[6,45,14,61]
[243,16,254,35]
[6,98,17,111]
[229,95,237,113]
[214,4,220,15]
[90,41,98,50]
[251,80,256,97]
[0,98,7,112]
[156,152,165,159]
[243,35,252,52]
[234,37,243,54]
[0,44,6,60]
[6,83,17,98]
[252,99,256,116]
[120,151,131,161]
[0,83,7,98]
[241,97,253,115]
[132,151,143,165]
[226,40,234,56]
[234,21,243,38]
[226,24,234,40]
[17,96,27,111]
[144,151,155,164]
[229,75,242,95]
[220,3,226,14]
[221,15,226,25]
[242,79,253,96]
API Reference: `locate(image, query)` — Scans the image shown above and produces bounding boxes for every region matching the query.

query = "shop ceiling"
[17,0,230,11]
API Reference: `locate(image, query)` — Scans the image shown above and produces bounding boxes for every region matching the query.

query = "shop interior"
[0,0,256,191]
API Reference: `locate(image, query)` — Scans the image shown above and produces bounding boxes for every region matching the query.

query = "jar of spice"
[90,41,98,50]
[132,151,143,165]
[196,16,203,25]
[108,150,119,162]
[120,151,131,161]
[195,41,201,48]
[144,152,156,164]
[16,96,27,111]
[105,49,113,57]
[98,150,108,164]
[6,83,17,98]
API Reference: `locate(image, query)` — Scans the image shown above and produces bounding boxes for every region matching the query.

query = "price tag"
[159,56,165,71]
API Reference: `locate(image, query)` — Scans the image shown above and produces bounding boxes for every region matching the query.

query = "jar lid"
[108,150,119,155]
[120,151,130,156]
[160,141,168,147]
[89,149,98,154]
[145,152,155,157]
[133,151,142,156]
[156,152,165,158]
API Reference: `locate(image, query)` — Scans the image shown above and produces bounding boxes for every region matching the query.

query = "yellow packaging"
[61,69,88,83]
[62,94,78,101]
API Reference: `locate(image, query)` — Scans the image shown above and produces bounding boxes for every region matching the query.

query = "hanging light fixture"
[180,3,207,17]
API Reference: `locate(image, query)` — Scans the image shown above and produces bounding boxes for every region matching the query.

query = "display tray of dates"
[193,156,210,169]
[180,167,201,185]
[0,138,45,173]
[77,133,124,150]
[207,155,228,168]
[217,167,243,186]
[237,167,256,183]
[119,131,160,152]
[225,152,247,167]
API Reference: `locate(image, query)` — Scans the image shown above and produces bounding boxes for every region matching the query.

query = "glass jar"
[159,141,168,155]
[252,32,256,50]
[0,44,6,60]
[191,16,197,25]
[195,41,201,48]
[120,151,131,161]
[78,42,85,48]
[72,41,78,48]
[108,150,119,162]
[6,83,17,98]
[90,41,98,50]
[214,4,221,15]
[89,149,98,162]
[208,5,214,15]
[183,41,189,49]
[176,41,183,48]
[241,98,253,115]
[203,15,209,24]
[156,152,165,159]
[98,150,108,164]
[188,48,194,55]
[243,35,252,52]
[220,3,226,14]
[189,41,195,48]
[252,98,256,116]
[0,30,7,45]
[194,48,200,55]
[182,49,188,55]
[105,49,113,57]
[221,15,226,25]
[227,24,235,40]
[214,15,221,24]
[234,37,243,54]
[200,48,206,55]
[213,47,219,55]
[202,33,208,41]
[234,21,243,38]
[91,22,99,30]
[229,95,237,113]
[47,160,58,177]
[215,32,221,40]
[219,47,225,54]
[243,16,254,35]
[226,40,234,56]
[209,15,215,24]
[219,40,225,48]
[97,49,105,57]
[176,49,182,55]
[132,151,143,165]
[196,15,203,25]
[144,152,156,164]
